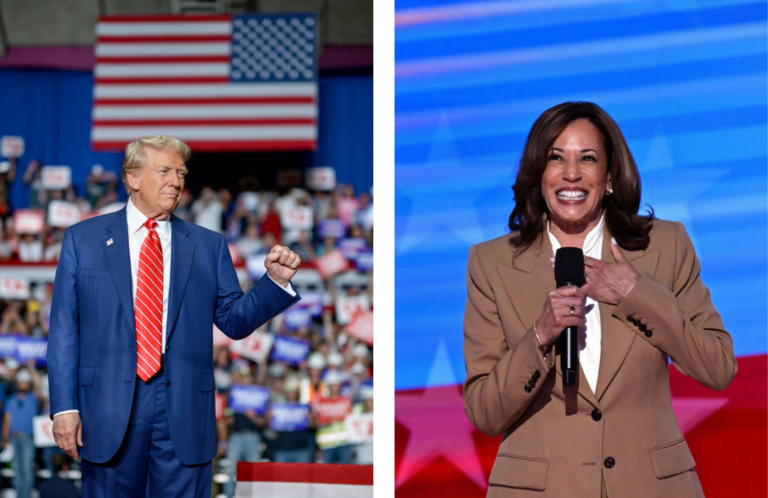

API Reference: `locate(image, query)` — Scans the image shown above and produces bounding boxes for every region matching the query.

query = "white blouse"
[547,216,604,394]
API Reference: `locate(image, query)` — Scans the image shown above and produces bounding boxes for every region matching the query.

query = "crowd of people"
[0,159,374,497]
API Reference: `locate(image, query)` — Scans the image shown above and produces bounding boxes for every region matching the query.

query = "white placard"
[306,167,336,191]
[0,276,30,300]
[33,416,56,447]
[41,166,72,190]
[1,136,24,158]
[335,294,371,325]
[48,200,81,228]
[229,330,274,364]
[13,209,45,234]
[281,206,314,231]
[346,309,373,346]
[315,249,349,280]
[345,412,373,444]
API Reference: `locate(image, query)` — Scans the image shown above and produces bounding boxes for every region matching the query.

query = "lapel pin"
[107,238,113,246]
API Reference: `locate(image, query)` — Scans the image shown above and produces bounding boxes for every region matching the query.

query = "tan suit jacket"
[463,219,737,498]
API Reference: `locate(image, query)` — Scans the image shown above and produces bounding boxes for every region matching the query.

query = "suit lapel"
[166,216,194,342]
[103,207,135,332]
[497,226,662,404]
[594,229,660,401]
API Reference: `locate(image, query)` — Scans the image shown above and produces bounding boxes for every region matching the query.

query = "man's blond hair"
[122,135,191,195]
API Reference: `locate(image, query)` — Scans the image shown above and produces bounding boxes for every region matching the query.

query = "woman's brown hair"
[509,101,654,253]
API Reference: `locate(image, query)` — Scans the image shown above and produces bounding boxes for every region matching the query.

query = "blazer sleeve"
[614,222,737,390]
[213,235,299,340]
[463,244,554,437]
[47,227,80,417]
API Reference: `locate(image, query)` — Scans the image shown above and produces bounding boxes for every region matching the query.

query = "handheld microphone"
[554,247,585,387]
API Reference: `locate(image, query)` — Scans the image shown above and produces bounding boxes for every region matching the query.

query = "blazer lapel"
[497,234,599,408]
[595,229,660,401]
[103,207,135,332]
[166,216,195,342]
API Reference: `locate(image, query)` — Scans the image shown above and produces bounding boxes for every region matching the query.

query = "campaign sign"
[228,384,270,415]
[246,254,268,280]
[16,338,47,366]
[306,167,336,191]
[33,416,56,448]
[317,219,346,239]
[229,330,274,364]
[345,412,373,444]
[346,309,374,346]
[315,250,349,279]
[213,324,234,348]
[41,166,72,190]
[356,251,373,272]
[335,295,371,326]
[283,307,312,330]
[292,291,323,317]
[270,336,311,366]
[282,206,313,231]
[0,336,18,358]
[48,200,81,228]
[338,238,367,261]
[1,136,24,158]
[313,397,352,426]
[0,277,30,300]
[270,403,310,431]
[13,209,45,234]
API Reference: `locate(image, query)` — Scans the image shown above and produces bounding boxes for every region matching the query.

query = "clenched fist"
[264,245,301,287]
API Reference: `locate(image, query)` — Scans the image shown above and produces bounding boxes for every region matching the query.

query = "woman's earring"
[605,187,613,196]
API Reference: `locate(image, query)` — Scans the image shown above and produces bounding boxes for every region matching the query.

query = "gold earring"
[605,188,613,196]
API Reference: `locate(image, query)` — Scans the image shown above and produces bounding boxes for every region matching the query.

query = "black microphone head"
[554,247,585,287]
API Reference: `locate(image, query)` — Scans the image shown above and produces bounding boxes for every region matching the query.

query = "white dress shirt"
[548,215,604,394]
[54,198,294,418]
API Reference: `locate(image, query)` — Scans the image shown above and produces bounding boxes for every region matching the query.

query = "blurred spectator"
[354,385,373,465]
[237,223,264,260]
[271,376,314,463]
[314,371,352,464]
[39,453,78,498]
[84,164,119,209]
[192,186,225,232]
[18,234,42,262]
[21,160,43,210]
[289,230,315,262]
[3,364,42,498]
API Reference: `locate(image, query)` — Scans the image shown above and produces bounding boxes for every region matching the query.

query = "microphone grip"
[560,326,578,386]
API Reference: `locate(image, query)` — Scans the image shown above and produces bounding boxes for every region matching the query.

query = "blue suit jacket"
[47,207,299,465]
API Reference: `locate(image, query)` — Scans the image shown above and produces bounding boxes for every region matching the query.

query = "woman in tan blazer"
[463,102,737,498]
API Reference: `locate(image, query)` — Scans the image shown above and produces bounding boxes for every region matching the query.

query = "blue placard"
[317,219,347,239]
[270,336,311,366]
[355,251,373,272]
[338,238,367,260]
[283,307,312,330]
[270,403,310,431]
[228,384,270,415]
[16,338,47,367]
[295,291,323,318]
[0,335,18,358]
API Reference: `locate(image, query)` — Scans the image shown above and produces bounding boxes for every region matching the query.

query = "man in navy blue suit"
[47,136,301,497]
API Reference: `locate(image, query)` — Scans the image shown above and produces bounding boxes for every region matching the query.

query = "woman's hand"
[584,238,639,305]
[535,283,592,348]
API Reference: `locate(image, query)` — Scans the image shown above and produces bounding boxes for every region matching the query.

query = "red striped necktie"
[135,219,163,381]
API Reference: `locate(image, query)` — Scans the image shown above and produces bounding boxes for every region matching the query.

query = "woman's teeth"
[557,190,586,201]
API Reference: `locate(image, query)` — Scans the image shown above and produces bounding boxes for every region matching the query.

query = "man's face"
[128,148,187,220]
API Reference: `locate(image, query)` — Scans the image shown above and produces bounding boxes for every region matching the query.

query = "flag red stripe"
[96,77,229,84]
[99,15,231,23]
[92,141,317,151]
[94,119,316,126]
[96,56,230,64]
[236,462,373,485]
[95,97,315,105]
[98,35,231,43]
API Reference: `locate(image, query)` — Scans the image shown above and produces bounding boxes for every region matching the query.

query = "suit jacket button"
[533,370,540,380]
[591,409,602,421]
[524,385,532,393]
[166,381,171,387]
[644,330,653,338]
[604,457,615,469]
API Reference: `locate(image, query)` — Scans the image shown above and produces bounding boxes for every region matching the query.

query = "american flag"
[92,13,317,152]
